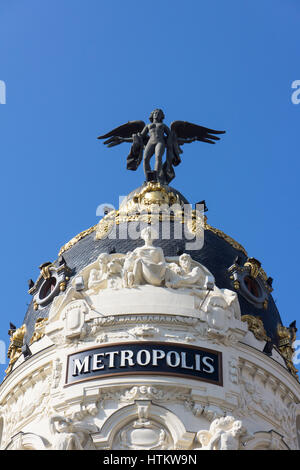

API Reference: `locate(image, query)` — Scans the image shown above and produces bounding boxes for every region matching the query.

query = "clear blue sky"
[0,0,299,380]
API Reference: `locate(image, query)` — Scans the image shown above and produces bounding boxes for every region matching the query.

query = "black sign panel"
[65,342,222,386]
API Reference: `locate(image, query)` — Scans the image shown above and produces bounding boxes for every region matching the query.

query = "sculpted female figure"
[98,108,225,184]
[140,109,171,176]
[123,227,166,287]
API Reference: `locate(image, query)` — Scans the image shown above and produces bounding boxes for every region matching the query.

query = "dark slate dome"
[23,183,283,351]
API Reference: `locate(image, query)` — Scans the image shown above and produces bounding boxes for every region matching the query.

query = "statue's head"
[141,226,158,243]
[179,253,192,271]
[149,109,165,122]
[98,253,110,265]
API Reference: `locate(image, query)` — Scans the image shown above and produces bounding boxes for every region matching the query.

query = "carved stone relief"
[195,416,248,450]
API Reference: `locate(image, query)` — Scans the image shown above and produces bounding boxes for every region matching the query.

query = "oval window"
[39,277,57,300]
[244,276,261,298]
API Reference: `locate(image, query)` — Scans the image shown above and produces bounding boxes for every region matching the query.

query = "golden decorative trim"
[95,216,116,240]
[58,213,247,255]
[59,281,67,292]
[241,315,270,342]
[6,324,26,375]
[277,324,298,379]
[30,318,47,345]
[40,264,52,280]
[58,185,247,256]
[59,225,97,255]
[244,258,268,281]
[204,222,248,256]
[123,182,184,213]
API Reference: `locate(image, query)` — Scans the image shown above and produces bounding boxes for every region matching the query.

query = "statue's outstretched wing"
[171,121,225,144]
[97,120,146,147]
[98,120,146,172]
[162,121,225,184]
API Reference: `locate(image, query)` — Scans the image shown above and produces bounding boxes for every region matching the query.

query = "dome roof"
[23,182,286,364]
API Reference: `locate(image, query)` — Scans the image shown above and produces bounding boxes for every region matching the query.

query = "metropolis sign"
[65,342,223,386]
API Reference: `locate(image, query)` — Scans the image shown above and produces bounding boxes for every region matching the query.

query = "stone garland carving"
[119,385,191,404]
[94,385,192,407]
[195,416,248,450]
[92,385,226,426]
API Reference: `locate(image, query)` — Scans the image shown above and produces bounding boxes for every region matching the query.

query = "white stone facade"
[0,247,299,450]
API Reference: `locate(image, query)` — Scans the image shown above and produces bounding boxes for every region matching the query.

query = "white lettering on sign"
[202,356,215,373]
[72,350,217,375]
[92,353,105,371]
[166,351,181,367]
[120,350,134,367]
[73,356,90,375]
[105,350,119,368]
[152,349,165,365]
[181,351,194,370]
[69,344,221,386]
[136,349,151,366]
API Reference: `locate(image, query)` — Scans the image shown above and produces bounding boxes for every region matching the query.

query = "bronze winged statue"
[98,109,225,184]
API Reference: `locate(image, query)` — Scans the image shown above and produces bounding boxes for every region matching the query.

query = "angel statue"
[98,108,225,184]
